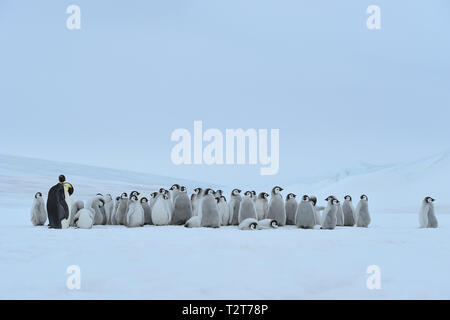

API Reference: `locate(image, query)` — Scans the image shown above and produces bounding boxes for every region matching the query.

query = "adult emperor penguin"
[355,194,371,228]
[86,196,106,225]
[321,198,338,230]
[46,175,73,229]
[140,197,152,225]
[115,192,129,225]
[238,191,258,224]
[419,196,438,228]
[342,195,355,226]
[228,188,242,225]
[200,188,220,228]
[255,192,269,220]
[239,218,258,230]
[217,196,229,226]
[171,186,192,225]
[267,186,286,226]
[336,199,345,226]
[31,192,47,226]
[70,200,84,226]
[169,184,181,201]
[285,193,298,225]
[126,194,145,227]
[295,195,315,229]
[104,194,114,225]
[151,193,172,226]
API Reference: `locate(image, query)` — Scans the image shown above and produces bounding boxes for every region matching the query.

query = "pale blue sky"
[0,0,449,186]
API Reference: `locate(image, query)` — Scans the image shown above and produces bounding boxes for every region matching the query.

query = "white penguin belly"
[151,199,170,225]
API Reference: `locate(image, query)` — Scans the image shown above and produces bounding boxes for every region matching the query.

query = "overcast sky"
[1,0,449,186]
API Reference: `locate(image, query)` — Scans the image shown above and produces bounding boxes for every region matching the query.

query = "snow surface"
[0,154,449,299]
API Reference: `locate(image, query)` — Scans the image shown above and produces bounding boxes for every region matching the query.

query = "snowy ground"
[1,154,449,299]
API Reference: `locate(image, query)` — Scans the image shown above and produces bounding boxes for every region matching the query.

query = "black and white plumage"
[256,218,278,229]
[171,186,192,225]
[31,192,47,226]
[151,193,172,226]
[321,197,338,230]
[70,200,84,226]
[104,194,114,225]
[419,196,438,228]
[126,195,145,227]
[295,195,315,229]
[115,193,129,225]
[342,195,355,226]
[285,193,298,225]
[201,188,220,228]
[238,191,258,224]
[141,197,152,225]
[217,196,229,226]
[255,192,269,220]
[267,186,286,226]
[228,189,242,225]
[238,218,258,230]
[355,194,371,228]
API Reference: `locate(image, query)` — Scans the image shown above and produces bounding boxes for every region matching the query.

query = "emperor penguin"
[169,184,181,201]
[115,192,129,225]
[31,192,47,226]
[70,200,84,226]
[191,187,204,217]
[355,194,371,228]
[251,191,257,203]
[342,195,355,226]
[285,193,298,225]
[111,196,120,225]
[318,195,336,225]
[140,197,152,225]
[73,207,95,229]
[309,195,323,225]
[149,192,158,209]
[238,191,258,224]
[321,198,338,230]
[255,192,269,220]
[214,189,223,198]
[238,218,259,230]
[256,219,278,229]
[104,194,114,225]
[267,186,286,226]
[151,193,172,226]
[201,188,220,228]
[126,194,145,227]
[336,199,345,226]
[217,196,229,226]
[184,215,201,228]
[228,188,242,225]
[87,196,106,225]
[46,175,72,229]
[171,186,192,225]
[295,195,315,229]
[419,196,438,228]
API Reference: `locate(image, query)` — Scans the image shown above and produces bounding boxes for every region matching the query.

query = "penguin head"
[302,194,310,201]
[215,197,221,204]
[130,195,139,202]
[204,188,215,196]
[159,188,166,194]
[215,189,223,197]
[360,194,368,201]
[58,175,66,183]
[96,193,103,197]
[258,192,269,200]
[194,187,202,195]
[332,199,340,206]
[249,222,257,230]
[163,194,169,200]
[150,192,158,198]
[130,191,140,199]
[121,192,128,199]
[325,195,336,202]
[344,195,352,201]
[64,183,74,196]
[115,196,120,201]
[98,198,105,207]
[140,197,148,204]
[232,189,241,196]
[244,191,253,197]
[220,195,227,202]
[309,195,317,206]
[35,192,42,199]
[252,191,256,197]
[170,184,180,191]
[180,186,187,193]
[425,196,435,203]
[270,219,278,228]
[272,186,283,195]
[286,193,296,200]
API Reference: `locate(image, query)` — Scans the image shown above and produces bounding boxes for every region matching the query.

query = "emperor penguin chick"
[104,194,114,225]
[191,187,203,217]
[228,189,242,225]
[31,192,47,226]
[140,197,152,225]
[321,198,338,230]
[184,215,201,228]
[285,193,298,225]
[255,192,269,220]
[126,195,145,227]
[171,186,192,225]
[70,200,84,226]
[217,196,230,226]
[169,184,181,201]
[239,218,258,230]
[115,193,129,225]
[86,196,106,225]
[201,188,220,228]
[309,195,323,225]
[151,193,172,226]
[267,186,286,226]
[74,208,95,229]
[111,196,120,225]
[149,192,158,209]
[336,199,345,226]
[419,196,438,228]
[342,195,355,226]
[256,219,278,229]
[238,191,258,224]
[295,195,315,229]
[355,194,371,228]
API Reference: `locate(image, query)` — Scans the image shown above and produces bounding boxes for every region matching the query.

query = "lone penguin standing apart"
[355,194,371,228]
[238,191,258,224]
[342,195,355,226]
[285,193,298,225]
[201,188,220,228]
[419,196,438,228]
[228,189,242,225]
[46,175,73,229]
[321,197,338,230]
[267,186,286,226]
[31,192,47,226]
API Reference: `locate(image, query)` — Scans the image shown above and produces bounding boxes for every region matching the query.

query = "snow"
[0,154,449,299]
